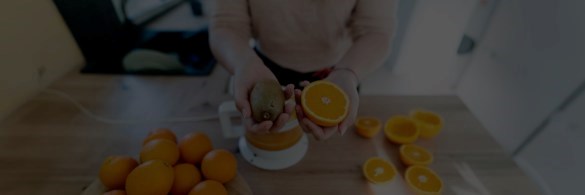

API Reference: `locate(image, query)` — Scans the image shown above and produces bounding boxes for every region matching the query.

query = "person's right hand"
[234,62,295,134]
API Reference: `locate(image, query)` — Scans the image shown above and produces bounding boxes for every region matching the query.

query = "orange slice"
[362,157,397,184]
[354,117,382,138]
[405,165,443,195]
[410,109,443,139]
[384,116,420,144]
[400,144,433,166]
[301,81,349,127]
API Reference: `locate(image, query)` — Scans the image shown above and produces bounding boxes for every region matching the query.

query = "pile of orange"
[98,128,237,195]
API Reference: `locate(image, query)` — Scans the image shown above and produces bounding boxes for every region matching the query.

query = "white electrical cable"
[42,89,219,124]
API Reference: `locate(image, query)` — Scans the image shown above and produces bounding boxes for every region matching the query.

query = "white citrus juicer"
[219,100,308,170]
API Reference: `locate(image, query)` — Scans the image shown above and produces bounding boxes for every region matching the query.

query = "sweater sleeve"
[210,0,252,39]
[334,0,396,81]
[209,0,263,74]
[349,0,396,39]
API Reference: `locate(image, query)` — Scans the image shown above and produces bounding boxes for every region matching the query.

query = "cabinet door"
[515,89,585,195]
[456,0,585,152]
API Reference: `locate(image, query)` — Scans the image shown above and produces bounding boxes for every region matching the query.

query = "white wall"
[516,86,585,195]
[361,0,476,95]
[0,0,84,120]
[456,0,585,153]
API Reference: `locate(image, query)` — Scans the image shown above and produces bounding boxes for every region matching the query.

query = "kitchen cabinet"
[456,0,585,153]
[515,88,585,195]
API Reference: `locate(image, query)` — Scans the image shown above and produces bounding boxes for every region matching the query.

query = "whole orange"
[188,180,227,195]
[171,163,202,195]
[103,189,126,195]
[140,139,180,165]
[125,160,174,195]
[178,132,213,164]
[99,155,138,190]
[201,149,237,183]
[143,128,177,145]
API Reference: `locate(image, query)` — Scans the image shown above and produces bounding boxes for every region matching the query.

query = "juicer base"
[239,133,308,170]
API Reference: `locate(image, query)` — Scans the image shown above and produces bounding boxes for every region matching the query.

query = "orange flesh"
[303,82,348,122]
[406,166,442,192]
[402,145,432,163]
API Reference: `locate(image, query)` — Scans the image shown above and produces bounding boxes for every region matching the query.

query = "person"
[209,0,396,140]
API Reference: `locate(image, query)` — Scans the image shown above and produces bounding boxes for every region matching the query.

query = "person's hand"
[234,62,295,134]
[294,70,359,140]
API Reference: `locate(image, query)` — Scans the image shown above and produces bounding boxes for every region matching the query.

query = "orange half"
[400,144,433,166]
[384,116,420,144]
[301,81,349,127]
[362,157,397,184]
[355,117,382,138]
[410,109,443,139]
[405,165,443,195]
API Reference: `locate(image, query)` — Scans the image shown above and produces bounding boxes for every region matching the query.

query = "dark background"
[52,0,214,76]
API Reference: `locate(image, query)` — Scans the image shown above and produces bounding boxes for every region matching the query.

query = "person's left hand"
[294,70,359,140]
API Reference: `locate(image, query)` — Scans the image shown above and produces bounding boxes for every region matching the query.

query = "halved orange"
[405,165,443,195]
[362,157,397,184]
[301,81,349,127]
[410,109,443,139]
[354,117,382,138]
[400,144,433,166]
[384,116,420,144]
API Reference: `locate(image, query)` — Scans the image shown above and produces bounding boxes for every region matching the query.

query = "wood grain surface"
[0,68,542,195]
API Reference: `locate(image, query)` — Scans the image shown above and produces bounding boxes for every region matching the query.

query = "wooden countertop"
[0,69,542,194]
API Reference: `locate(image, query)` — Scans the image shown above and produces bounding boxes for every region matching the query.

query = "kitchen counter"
[0,69,542,194]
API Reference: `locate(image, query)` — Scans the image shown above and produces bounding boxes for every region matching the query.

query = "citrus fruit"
[362,157,397,184]
[125,160,174,195]
[384,116,420,144]
[405,165,443,195]
[201,149,237,183]
[354,117,382,138]
[99,155,138,190]
[400,144,433,166]
[179,132,213,164]
[143,128,177,145]
[301,80,349,127]
[171,163,202,195]
[140,139,180,165]
[188,180,227,195]
[103,189,126,195]
[410,110,443,139]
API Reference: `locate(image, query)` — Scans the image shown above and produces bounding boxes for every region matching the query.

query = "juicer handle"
[218,101,245,139]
